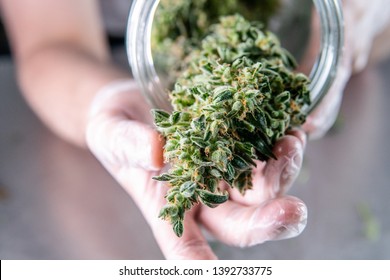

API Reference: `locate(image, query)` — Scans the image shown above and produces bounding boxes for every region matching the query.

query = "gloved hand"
[86,80,307,259]
[302,0,390,139]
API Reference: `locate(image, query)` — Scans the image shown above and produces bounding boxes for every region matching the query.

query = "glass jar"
[126,0,344,115]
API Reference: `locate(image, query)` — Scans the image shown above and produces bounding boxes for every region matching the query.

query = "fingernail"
[273,201,308,240]
[247,198,307,246]
[279,146,303,193]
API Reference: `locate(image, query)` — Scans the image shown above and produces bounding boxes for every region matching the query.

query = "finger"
[199,196,307,247]
[229,134,304,206]
[120,171,217,260]
[150,208,218,260]
[86,81,164,171]
[87,116,164,171]
[266,132,305,195]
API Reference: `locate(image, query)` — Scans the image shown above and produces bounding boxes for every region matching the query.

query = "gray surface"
[1,56,390,260]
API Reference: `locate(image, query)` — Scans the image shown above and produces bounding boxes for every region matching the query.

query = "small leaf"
[233,171,252,193]
[156,121,172,128]
[240,120,256,132]
[255,110,268,132]
[210,112,225,120]
[158,204,179,219]
[165,139,178,152]
[152,173,175,182]
[190,136,208,148]
[198,161,216,167]
[227,100,243,117]
[234,142,254,155]
[198,189,229,206]
[180,181,196,198]
[275,91,290,105]
[226,162,236,180]
[169,111,181,125]
[211,149,223,163]
[173,220,184,237]
[179,152,191,160]
[166,191,177,203]
[191,115,206,131]
[250,137,276,160]
[211,150,228,172]
[210,168,223,179]
[206,178,218,193]
[180,112,192,122]
[210,120,220,138]
[281,50,298,68]
[234,119,255,132]
[200,61,213,73]
[152,109,170,124]
[237,152,257,167]
[246,98,255,112]
[231,155,250,170]
[203,129,212,141]
[213,86,234,103]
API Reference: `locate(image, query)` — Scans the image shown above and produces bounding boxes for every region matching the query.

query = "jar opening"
[127,0,343,114]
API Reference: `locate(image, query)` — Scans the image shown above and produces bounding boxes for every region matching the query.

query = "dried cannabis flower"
[152,0,281,86]
[152,15,311,237]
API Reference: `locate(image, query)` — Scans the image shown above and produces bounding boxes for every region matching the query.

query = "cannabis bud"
[152,15,311,237]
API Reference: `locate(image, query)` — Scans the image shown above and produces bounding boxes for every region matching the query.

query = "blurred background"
[1,4,390,259]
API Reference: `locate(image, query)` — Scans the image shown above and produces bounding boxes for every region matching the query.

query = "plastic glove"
[85,80,307,259]
[302,0,390,139]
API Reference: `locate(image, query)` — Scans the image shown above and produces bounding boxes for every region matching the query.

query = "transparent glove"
[86,80,307,259]
[303,0,390,139]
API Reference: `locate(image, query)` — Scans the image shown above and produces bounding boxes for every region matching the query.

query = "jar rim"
[126,0,344,115]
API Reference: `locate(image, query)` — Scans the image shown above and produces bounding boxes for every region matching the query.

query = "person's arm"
[1,0,129,146]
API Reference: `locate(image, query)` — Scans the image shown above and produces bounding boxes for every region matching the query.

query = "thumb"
[87,115,164,171]
[86,80,164,171]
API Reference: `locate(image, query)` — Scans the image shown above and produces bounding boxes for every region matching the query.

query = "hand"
[85,80,308,259]
[302,0,390,139]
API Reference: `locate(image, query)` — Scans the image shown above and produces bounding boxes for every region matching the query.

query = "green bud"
[151,12,310,237]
